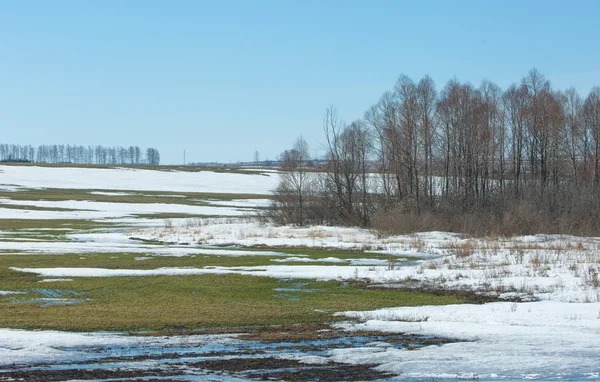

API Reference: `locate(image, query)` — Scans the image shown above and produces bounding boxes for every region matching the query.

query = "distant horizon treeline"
[0,143,160,165]
[271,69,600,236]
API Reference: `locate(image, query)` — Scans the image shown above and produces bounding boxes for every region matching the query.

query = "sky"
[1,0,599,165]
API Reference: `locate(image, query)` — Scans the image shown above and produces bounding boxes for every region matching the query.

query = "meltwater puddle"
[0,325,458,381]
[9,288,89,307]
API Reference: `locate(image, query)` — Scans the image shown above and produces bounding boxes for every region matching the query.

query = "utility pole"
[183,150,186,166]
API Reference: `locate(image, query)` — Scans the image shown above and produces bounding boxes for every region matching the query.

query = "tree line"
[272,69,600,235]
[0,144,160,165]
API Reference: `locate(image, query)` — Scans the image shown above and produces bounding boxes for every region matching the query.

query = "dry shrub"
[499,201,540,236]
[372,208,438,235]
[568,263,578,272]
[269,167,600,238]
[386,256,396,270]
[583,266,600,288]
[372,189,600,237]
[410,237,426,251]
[452,241,474,258]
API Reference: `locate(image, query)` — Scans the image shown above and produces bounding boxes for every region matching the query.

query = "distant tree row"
[0,144,160,165]
[272,69,600,235]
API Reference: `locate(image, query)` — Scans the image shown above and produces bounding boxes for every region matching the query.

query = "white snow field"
[0,165,278,220]
[1,164,599,380]
[0,165,279,194]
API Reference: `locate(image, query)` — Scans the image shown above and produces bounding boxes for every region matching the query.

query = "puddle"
[30,288,86,298]
[274,287,319,293]
[272,280,323,302]
[16,298,89,307]
[11,288,89,307]
[0,325,457,381]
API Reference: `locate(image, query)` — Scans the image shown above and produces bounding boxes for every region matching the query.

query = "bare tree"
[559,88,583,184]
[503,83,528,194]
[272,136,314,225]
[364,91,399,205]
[583,87,600,187]
[417,75,437,207]
[323,106,374,226]
[253,150,260,165]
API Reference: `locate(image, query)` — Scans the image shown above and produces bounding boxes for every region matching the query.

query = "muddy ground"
[0,323,458,381]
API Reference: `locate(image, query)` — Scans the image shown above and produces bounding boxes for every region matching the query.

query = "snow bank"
[0,328,238,367]
[138,222,600,303]
[335,301,600,380]
[133,221,445,257]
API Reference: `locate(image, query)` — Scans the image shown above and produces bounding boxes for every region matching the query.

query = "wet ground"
[0,324,457,381]
[13,288,89,307]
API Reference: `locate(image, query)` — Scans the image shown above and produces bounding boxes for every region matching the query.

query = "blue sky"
[1,0,599,165]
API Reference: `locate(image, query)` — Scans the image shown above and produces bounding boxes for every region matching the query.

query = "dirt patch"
[194,357,393,381]
[239,323,338,342]
[237,323,458,346]
[0,368,183,381]
[367,283,529,303]
[135,322,460,347]
[250,364,394,381]
[77,349,263,365]
[134,323,351,340]
[190,357,304,372]
[3,357,396,382]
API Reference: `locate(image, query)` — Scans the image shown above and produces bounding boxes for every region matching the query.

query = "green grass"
[0,271,463,331]
[0,252,464,331]
[0,234,70,242]
[132,213,249,220]
[0,219,119,231]
[0,188,271,206]
[0,203,85,212]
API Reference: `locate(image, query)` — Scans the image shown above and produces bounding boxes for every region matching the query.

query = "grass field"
[0,254,463,331]
[0,188,271,205]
